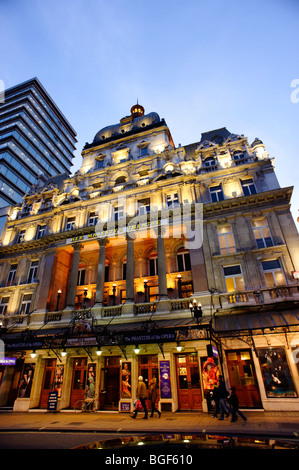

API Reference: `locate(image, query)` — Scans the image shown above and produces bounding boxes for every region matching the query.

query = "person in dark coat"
[149,377,161,418]
[228,387,247,423]
[218,375,230,420]
[211,383,220,418]
[131,376,148,419]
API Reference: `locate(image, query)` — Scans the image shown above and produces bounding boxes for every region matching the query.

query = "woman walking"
[149,377,161,418]
[131,376,148,419]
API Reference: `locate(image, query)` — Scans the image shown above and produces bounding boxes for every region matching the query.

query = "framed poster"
[121,362,132,398]
[257,347,297,398]
[86,363,96,398]
[159,360,172,399]
[18,363,35,398]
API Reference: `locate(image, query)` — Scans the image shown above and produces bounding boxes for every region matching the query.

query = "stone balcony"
[2,284,299,331]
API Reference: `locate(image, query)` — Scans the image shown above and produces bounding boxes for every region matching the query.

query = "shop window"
[177,248,191,271]
[251,218,273,248]
[6,264,17,287]
[241,178,257,196]
[27,260,39,284]
[261,259,285,288]
[217,225,236,254]
[223,265,245,292]
[210,185,224,202]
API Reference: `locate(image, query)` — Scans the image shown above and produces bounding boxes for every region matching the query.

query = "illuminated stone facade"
[0,104,298,413]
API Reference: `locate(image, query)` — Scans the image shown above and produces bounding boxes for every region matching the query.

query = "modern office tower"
[0,77,77,207]
[0,104,298,413]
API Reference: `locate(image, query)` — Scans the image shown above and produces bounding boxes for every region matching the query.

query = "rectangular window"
[122,262,127,281]
[177,251,191,271]
[210,185,224,202]
[88,212,98,226]
[36,225,46,239]
[27,261,38,284]
[0,296,9,316]
[166,193,179,208]
[6,264,17,287]
[261,259,285,287]
[96,159,104,169]
[66,217,76,231]
[242,178,257,196]
[138,198,150,215]
[19,294,32,315]
[77,268,86,286]
[114,206,124,221]
[105,265,109,283]
[217,225,236,254]
[149,257,158,276]
[17,229,26,243]
[223,265,245,292]
[251,218,273,248]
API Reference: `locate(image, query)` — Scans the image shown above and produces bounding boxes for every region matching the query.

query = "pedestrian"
[131,376,148,419]
[228,387,247,423]
[211,383,220,418]
[148,377,161,418]
[218,375,230,420]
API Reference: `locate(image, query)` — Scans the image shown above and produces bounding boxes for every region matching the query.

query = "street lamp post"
[112,283,116,306]
[144,279,148,303]
[177,274,182,298]
[189,299,202,323]
[56,289,62,311]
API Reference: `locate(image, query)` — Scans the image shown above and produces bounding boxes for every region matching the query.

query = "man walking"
[131,376,148,419]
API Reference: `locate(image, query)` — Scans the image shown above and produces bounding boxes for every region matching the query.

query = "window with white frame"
[19,293,32,315]
[241,178,257,196]
[77,267,86,286]
[114,205,124,221]
[138,198,150,215]
[251,218,274,248]
[88,212,98,226]
[6,264,17,287]
[0,296,9,316]
[177,248,191,271]
[261,259,285,288]
[204,157,217,169]
[223,265,245,292]
[149,253,158,276]
[210,185,224,202]
[66,217,76,231]
[217,225,236,254]
[36,225,46,239]
[17,229,26,243]
[27,261,38,284]
[166,193,179,208]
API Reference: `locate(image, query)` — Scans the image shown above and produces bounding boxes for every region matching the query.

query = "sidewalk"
[0,410,299,438]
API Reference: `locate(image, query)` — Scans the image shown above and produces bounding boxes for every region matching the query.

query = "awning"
[214,310,299,335]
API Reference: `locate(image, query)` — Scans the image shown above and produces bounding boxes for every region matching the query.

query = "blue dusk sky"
[1,0,299,226]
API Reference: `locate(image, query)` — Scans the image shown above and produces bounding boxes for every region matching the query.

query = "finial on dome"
[131,102,144,117]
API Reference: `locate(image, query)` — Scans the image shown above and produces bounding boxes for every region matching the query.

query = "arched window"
[204,157,216,167]
[177,248,191,272]
[115,175,126,186]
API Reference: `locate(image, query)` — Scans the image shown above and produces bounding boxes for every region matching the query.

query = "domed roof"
[93,105,162,144]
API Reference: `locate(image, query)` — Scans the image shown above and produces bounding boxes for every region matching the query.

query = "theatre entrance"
[70,357,88,408]
[99,356,120,410]
[176,352,202,410]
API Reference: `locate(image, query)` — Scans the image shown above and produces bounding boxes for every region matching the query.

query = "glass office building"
[0,77,77,207]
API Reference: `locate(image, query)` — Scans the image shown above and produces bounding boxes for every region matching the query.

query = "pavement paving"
[0,410,299,439]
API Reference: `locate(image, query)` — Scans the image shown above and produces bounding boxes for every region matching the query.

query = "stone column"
[126,234,135,303]
[156,227,168,300]
[66,242,83,308]
[94,238,109,306]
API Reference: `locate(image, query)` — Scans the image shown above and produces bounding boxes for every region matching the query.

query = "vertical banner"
[159,360,172,399]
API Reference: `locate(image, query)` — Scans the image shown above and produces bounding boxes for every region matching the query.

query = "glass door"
[40,359,57,408]
[70,357,87,408]
[138,355,159,410]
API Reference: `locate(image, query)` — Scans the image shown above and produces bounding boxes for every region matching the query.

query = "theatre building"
[0,104,299,413]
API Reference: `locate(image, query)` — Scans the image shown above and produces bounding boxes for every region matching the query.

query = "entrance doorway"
[138,354,159,409]
[226,350,262,408]
[176,352,202,410]
[0,359,24,408]
[40,359,57,408]
[99,356,120,410]
[70,357,87,408]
